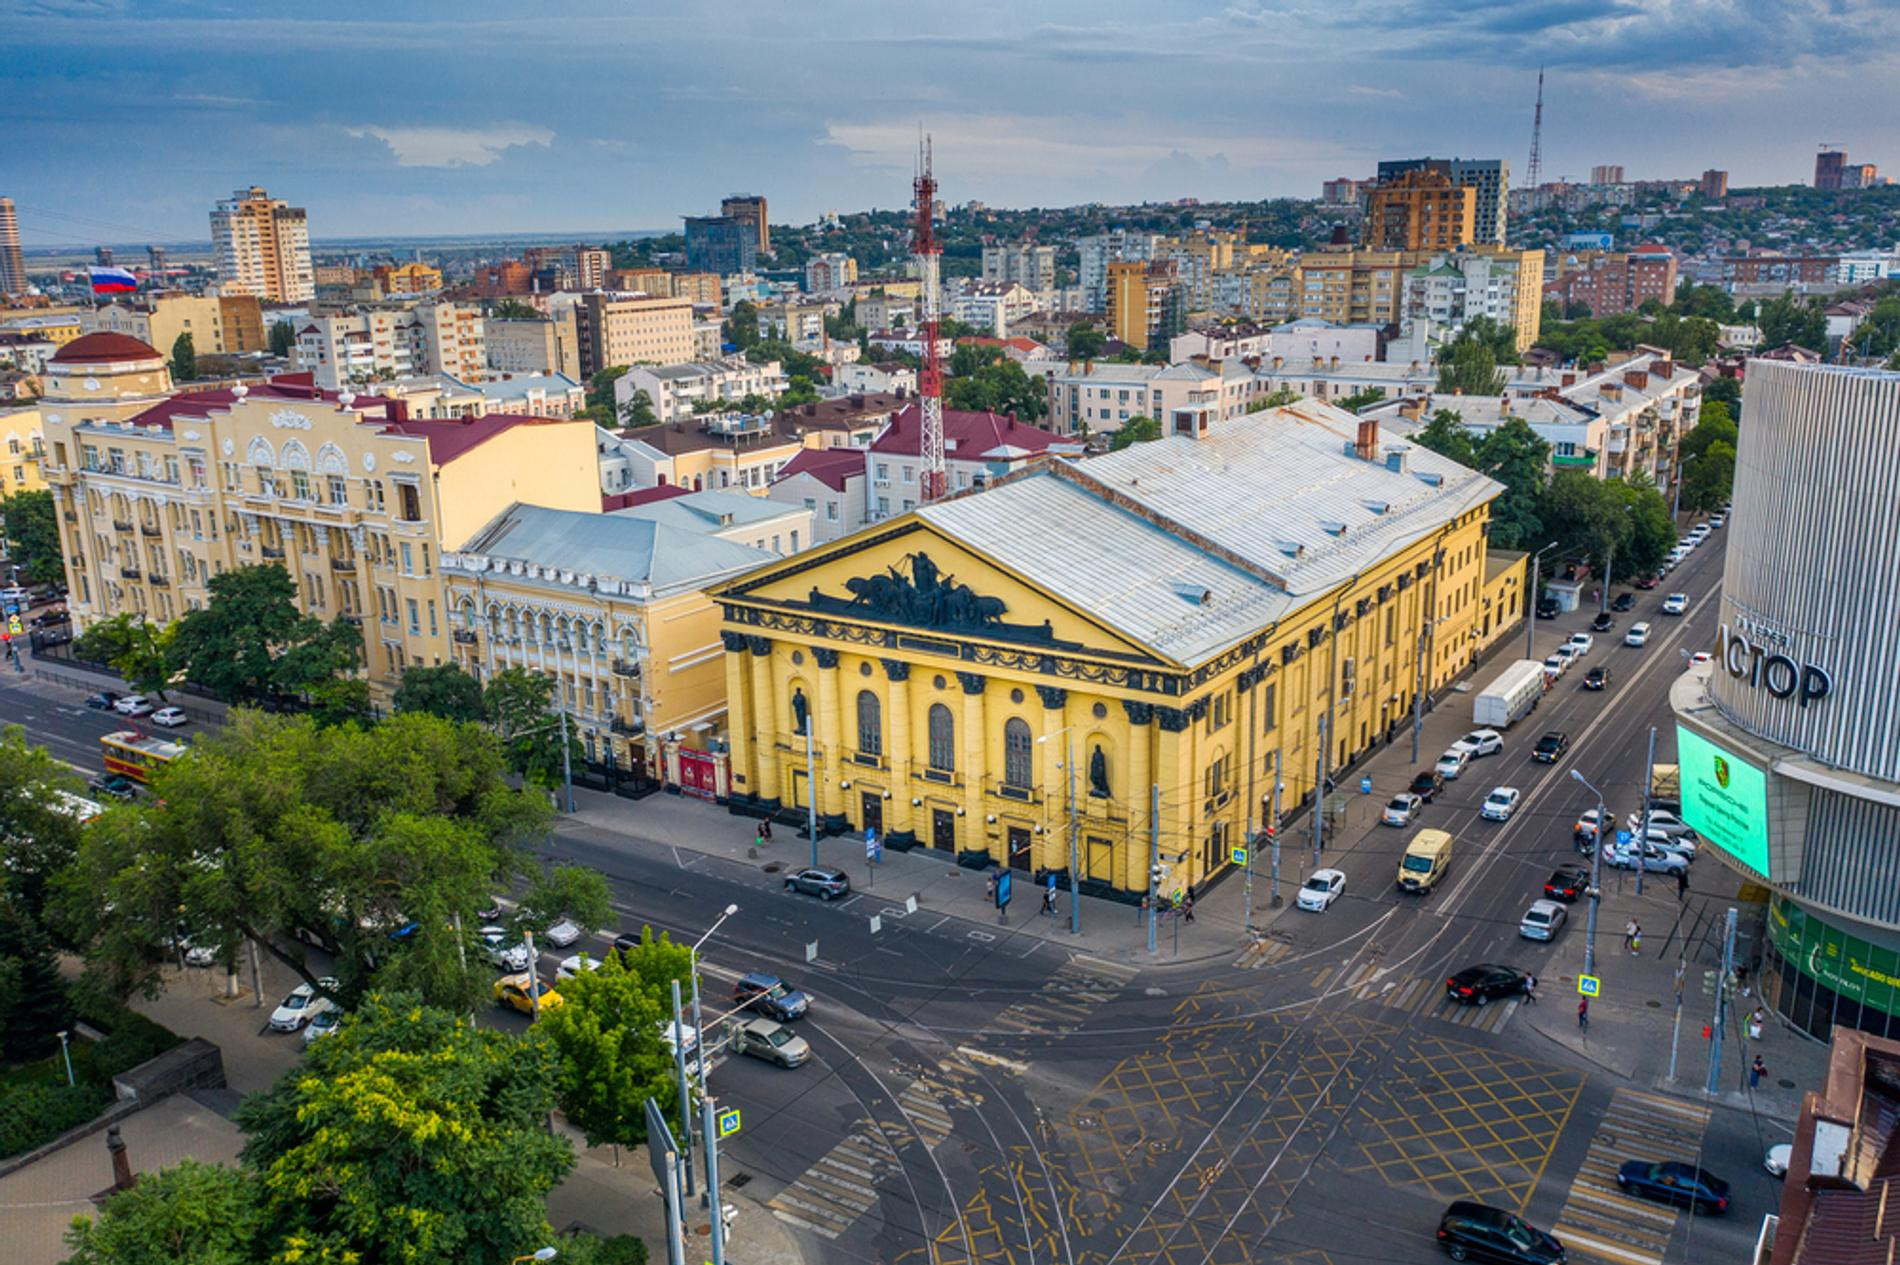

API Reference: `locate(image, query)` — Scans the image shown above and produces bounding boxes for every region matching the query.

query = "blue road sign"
[717,1107,741,1138]
[1359,776,1373,794]
[1616,829,1632,846]
[995,870,1013,909]
[1230,846,1248,867]
[1578,974,1602,998]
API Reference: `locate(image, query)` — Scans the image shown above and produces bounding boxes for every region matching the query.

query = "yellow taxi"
[492,972,563,1016]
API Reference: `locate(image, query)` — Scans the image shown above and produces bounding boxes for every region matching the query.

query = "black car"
[87,773,138,801]
[1589,612,1615,632]
[732,971,810,1022]
[1446,964,1530,1006]
[29,608,67,628]
[1543,865,1590,902]
[1611,592,1635,612]
[611,930,642,955]
[85,691,122,710]
[1436,1200,1566,1263]
[1409,770,1445,801]
[1531,731,1570,763]
[1582,666,1609,691]
[1615,1160,1729,1214]
[784,866,852,901]
[1535,598,1560,620]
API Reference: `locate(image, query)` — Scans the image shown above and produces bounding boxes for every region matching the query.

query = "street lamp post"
[1526,541,1560,663]
[1570,768,1607,975]
[1670,452,1697,526]
[803,720,818,870]
[1036,728,1081,936]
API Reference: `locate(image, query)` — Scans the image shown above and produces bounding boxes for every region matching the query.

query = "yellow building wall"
[646,588,731,733]
[433,419,599,550]
[1,405,45,496]
[716,502,1502,898]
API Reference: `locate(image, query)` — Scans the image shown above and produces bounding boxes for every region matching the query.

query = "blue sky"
[5,0,1898,244]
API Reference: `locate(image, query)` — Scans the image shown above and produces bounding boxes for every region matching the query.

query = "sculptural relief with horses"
[800,551,1070,647]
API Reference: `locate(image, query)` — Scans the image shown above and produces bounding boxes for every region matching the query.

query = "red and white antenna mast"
[912,134,946,502]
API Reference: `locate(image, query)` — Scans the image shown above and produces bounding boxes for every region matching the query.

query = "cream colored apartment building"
[209,186,314,303]
[486,312,582,380]
[576,292,696,378]
[295,300,485,389]
[87,293,268,357]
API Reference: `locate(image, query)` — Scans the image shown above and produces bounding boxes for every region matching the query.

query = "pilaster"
[882,658,914,839]
[747,635,781,807]
[958,672,987,859]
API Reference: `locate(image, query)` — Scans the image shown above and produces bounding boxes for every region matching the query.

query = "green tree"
[165,565,360,710]
[61,711,552,1009]
[234,994,574,1265]
[1107,415,1162,450]
[1675,283,1736,323]
[0,489,64,585]
[945,351,1049,421]
[1413,409,1479,468]
[777,374,822,409]
[63,1158,260,1265]
[1703,375,1741,410]
[484,667,586,790]
[1335,387,1387,412]
[72,612,175,698]
[0,726,86,925]
[537,931,695,1150]
[1680,439,1736,514]
[1680,399,1738,463]
[268,320,296,359]
[392,663,486,724]
[514,863,611,943]
[1475,417,1551,549]
[169,332,196,381]
[722,300,760,352]
[1758,291,1827,350]
[1606,476,1676,578]
[1850,295,1900,359]
[1434,336,1507,396]
[585,366,630,421]
[1065,322,1106,360]
[619,388,658,428]
[490,298,540,320]
[1247,386,1299,412]
[0,896,73,1060]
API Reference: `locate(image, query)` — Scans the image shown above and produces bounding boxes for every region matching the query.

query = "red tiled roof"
[601,484,692,512]
[956,335,1045,354]
[777,446,864,492]
[121,379,401,429]
[380,412,581,466]
[50,331,161,364]
[869,403,1064,460]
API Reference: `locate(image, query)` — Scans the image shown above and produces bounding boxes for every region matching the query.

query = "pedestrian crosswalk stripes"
[1549,1087,1713,1265]
[1231,936,1295,970]
[986,954,1137,1038]
[1349,969,1522,1035]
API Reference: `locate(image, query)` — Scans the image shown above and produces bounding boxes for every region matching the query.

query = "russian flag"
[88,265,139,294]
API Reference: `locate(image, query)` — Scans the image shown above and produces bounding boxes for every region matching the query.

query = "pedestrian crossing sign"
[1578,974,1601,998]
[1229,846,1248,867]
[717,1107,741,1138]
[5,616,18,635]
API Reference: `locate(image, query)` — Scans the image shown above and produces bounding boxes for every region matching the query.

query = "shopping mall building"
[1670,361,1900,1041]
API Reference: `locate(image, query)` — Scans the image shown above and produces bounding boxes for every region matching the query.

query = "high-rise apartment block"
[0,198,28,297]
[1700,169,1729,198]
[1543,246,1677,317]
[575,292,696,378]
[1375,157,1511,244]
[720,194,770,257]
[1401,249,1545,351]
[980,242,1057,293]
[1106,260,1183,351]
[804,253,858,294]
[1364,170,1477,251]
[1815,149,1847,189]
[209,186,314,303]
[1321,178,1361,205]
[1077,230,1163,312]
[684,216,758,277]
[1589,164,1625,185]
[294,301,485,389]
[485,313,582,381]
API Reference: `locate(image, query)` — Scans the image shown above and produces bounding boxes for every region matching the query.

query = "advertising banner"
[1676,726,1770,875]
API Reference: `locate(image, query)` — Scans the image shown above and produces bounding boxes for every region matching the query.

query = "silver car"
[1519,900,1568,941]
[738,1017,811,1068]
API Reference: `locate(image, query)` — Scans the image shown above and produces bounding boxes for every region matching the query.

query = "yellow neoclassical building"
[714,402,1525,898]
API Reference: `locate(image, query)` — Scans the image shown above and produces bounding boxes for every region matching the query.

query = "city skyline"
[6,0,1899,244]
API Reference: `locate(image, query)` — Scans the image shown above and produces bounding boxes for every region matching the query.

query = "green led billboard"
[1676,726,1770,876]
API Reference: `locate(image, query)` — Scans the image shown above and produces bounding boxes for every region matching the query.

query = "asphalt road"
[2,524,1788,1265]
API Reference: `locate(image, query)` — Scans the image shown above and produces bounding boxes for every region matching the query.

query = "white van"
[1625,622,1651,647]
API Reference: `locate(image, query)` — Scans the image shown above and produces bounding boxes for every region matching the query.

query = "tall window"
[927,703,955,772]
[857,690,882,756]
[1003,718,1033,788]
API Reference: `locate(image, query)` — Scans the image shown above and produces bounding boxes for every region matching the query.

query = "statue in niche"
[791,687,810,735]
[1088,744,1110,797]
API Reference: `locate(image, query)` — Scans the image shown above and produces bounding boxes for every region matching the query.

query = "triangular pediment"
[715,518,1177,667]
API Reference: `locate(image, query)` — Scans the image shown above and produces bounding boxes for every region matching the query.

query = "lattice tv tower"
[912,134,946,503]
[1525,66,1546,189]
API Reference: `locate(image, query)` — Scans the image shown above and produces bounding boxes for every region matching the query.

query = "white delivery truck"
[1472,659,1546,729]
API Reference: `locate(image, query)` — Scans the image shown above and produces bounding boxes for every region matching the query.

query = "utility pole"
[1146,783,1159,955]
[1269,751,1283,907]
[1570,769,1606,975]
[804,719,818,870]
[1636,726,1656,897]
[558,704,574,813]
[671,979,694,1198]
[1066,734,1080,936]
[1313,712,1328,868]
[1527,541,1558,662]
[1708,907,1738,1096]
[701,1097,728,1265]
[1599,540,1614,613]
[522,929,539,1020]
[1668,957,1687,1082]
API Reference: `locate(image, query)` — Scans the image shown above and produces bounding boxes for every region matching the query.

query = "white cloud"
[348,122,554,168]
[1346,84,1403,99]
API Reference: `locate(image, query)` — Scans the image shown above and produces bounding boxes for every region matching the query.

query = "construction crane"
[911,134,946,503]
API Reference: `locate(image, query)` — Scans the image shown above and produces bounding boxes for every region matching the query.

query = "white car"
[269,977,338,1032]
[1519,899,1568,942]
[1564,633,1594,656]
[151,706,189,727]
[302,1008,343,1046]
[1480,787,1521,822]
[1710,514,1727,529]
[114,694,154,716]
[1627,825,1698,860]
[176,937,217,968]
[1765,1143,1791,1178]
[1451,729,1504,759]
[479,925,531,972]
[557,953,602,980]
[543,918,584,948]
[1662,593,1688,615]
[1574,808,1612,841]
[1689,524,1711,541]
[1542,654,1567,680]
[1553,644,1580,666]
[1382,793,1423,827]
[1602,841,1688,876]
[1630,808,1696,840]
[1625,622,1651,647]
[1296,868,1345,912]
[1434,748,1470,780]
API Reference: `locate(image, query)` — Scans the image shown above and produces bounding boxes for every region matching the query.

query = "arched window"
[927,703,955,772]
[1003,718,1033,788]
[857,690,882,756]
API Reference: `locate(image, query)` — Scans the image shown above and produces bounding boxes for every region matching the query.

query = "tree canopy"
[63,1159,259,1265]
[165,565,360,710]
[1434,331,1509,396]
[268,320,296,359]
[169,332,196,382]
[945,345,1048,420]
[1107,415,1162,450]
[1413,409,1479,468]
[484,666,587,790]
[619,388,658,428]
[1757,291,1828,351]
[1538,469,1674,582]
[73,612,174,698]
[1065,322,1106,360]
[723,300,760,352]
[392,663,487,724]
[0,490,63,586]
[1679,400,1739,513]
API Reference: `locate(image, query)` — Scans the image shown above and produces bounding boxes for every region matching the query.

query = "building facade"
[1544,247,1678,316]
[685,216,759,277]
[209,186,314,303]
[981,243,1057,294]
[1045,359,1259,436]
[88,294,268,357]
[1400,249,1546,352]
[715,403,1522,896]
[1671,362,1900,1042]
[295,301,485,389]
[1366,171,1478,251]
[720,195,770,258]
[804,253,858,295]
[0,197,26,298]
[620,357,787,424]
[575,292,696,379]
[485,313,582,380]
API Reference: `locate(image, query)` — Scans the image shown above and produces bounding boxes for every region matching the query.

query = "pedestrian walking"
[1041,886,1057,916]
[985,873,997,905]
[754,824,766,849]
[760,818,773,841]
[1578,997,1589,1031]
[1749,1007,1766,1041]
[1676,868,1689,901]
[1750,1054,1768,1089]
[1632,922,1642,955]
[1182,894,1196,924]
[1626,918,1642,955]
[1522,973,1538,1004]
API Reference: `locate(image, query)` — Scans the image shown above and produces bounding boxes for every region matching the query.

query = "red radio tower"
[912,134,946,502]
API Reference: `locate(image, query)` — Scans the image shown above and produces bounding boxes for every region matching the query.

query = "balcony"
[140,523,162,537]
[329,557,356,573]
[119,565,141,580]
[610,716,645,737]
[990,780,1041,805]
[341,614,363,626]
[112,519,132,532]
[62,511,76,523]
[452,629,477,645]
[1551,450,1598,468]
[260,545,285,560]
[610,658,640,678]
[148,574,169,588]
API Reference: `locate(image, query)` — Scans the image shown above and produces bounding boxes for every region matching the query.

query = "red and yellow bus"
[100,730,187,784]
